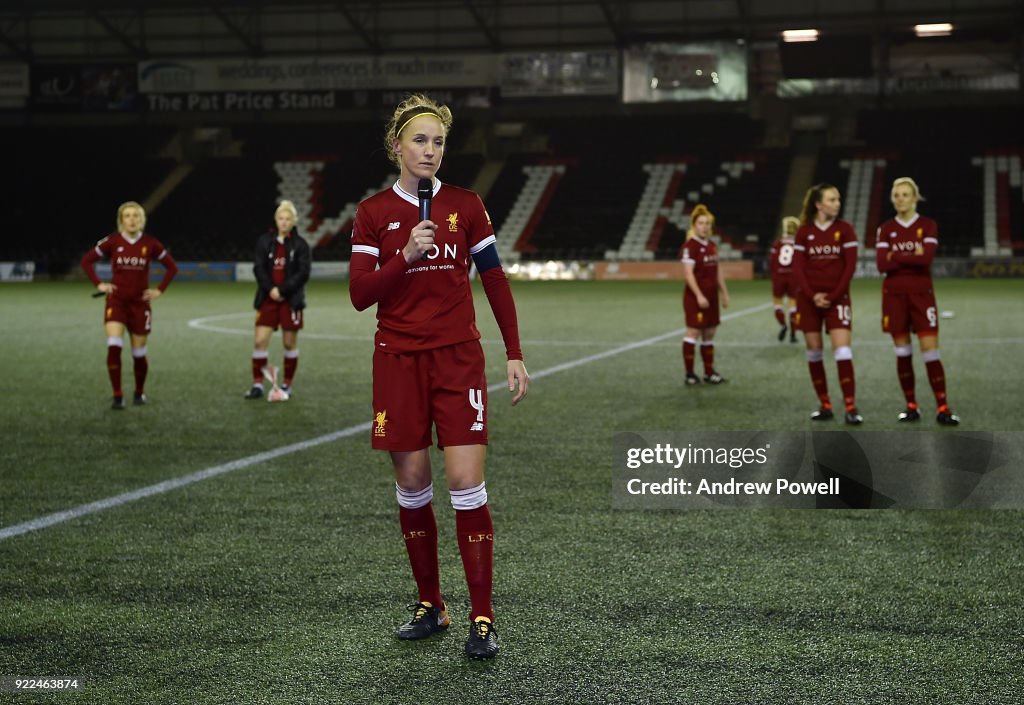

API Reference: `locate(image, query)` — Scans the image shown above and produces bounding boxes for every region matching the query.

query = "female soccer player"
[680,204,730,385]
[769,215,800,343]
[875,177,959,425]
[792,183,862,424]
[349,94,529,660]
[81,201,178,409]
[244,200,311,400]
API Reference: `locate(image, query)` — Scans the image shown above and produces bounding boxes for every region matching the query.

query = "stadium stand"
[854,106,1024,256]
[482,113,776,261]
[9,105,1023,269]
[153,122,395,261]
[481,153,533,259]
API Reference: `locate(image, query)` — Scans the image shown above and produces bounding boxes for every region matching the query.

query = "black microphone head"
[417,178,433,201]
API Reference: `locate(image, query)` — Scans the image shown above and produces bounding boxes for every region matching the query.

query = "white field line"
[0,302,760,542]
[188,308,1024,349]
[0,428,369,541]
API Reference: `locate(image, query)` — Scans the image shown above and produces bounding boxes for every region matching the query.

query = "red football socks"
[106,345,122,397]
[399,504,443,609]
[700,343,715,376]
[926,358,948,408]
[456,505,494,623]
[251,355,265,385]
[808,359,829,404]
[682,340,696,375]
[837,359,856,411]
[133,355,148,395]
[897,355,916,406]
[283,355,298,386]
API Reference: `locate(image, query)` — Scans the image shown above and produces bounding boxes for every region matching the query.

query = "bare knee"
[391,449,432,491]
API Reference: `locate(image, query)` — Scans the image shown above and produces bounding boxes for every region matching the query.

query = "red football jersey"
[875,214,938,294]
[793,219,858,298]
[680,236,719,294]
[272,239,287,286]
[81,232,176,300]
[351,180,494,353]
[769,237,796,278]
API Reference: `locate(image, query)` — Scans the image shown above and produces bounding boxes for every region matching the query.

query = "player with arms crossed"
[792,183,863,424]
[680,204,730,385]
[349,94,529,660]
[875,177,959,425]
[81,201,178,410]
[769,216,800,343]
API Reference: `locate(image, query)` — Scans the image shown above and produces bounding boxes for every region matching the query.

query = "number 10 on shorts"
[836,304,851,326]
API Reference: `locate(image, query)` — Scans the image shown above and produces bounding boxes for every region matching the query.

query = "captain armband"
[470,242,502,274]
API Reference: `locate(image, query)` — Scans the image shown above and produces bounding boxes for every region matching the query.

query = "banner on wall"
[138,54,499,93]
[143,87,494,112]
[31,64,138,111]
[778,46,1020,97]
[501,50,619,97]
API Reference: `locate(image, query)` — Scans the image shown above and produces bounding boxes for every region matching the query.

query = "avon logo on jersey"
[114,255,148,267]
[274,256,287,268]
[422,242,459,261]
[701,251,718,265]
[808,244,841,256]
[891,240,920,253]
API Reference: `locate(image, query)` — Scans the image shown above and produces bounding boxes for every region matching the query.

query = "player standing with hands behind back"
[680,204,730,385]
[81,201,178,409]
[875,177,959,425]
[349,94,529,660]
[792,183,862,424]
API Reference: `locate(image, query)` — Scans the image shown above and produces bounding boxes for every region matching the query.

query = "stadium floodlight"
[914,23,953,37]
[781,29,820,43]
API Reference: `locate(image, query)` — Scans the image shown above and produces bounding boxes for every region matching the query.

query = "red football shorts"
[683,289,720,329]
[795,292,853,332]
[256,300,303,331]
[105,297,152,335]
[882,288,938,336]
[371,339,488,451]
[771,274,796,299]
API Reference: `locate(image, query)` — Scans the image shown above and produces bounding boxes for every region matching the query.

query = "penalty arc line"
[187,308,766,348]
[1,303,768,542]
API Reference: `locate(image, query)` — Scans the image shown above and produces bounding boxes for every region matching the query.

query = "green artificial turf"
[1,278,1022,703]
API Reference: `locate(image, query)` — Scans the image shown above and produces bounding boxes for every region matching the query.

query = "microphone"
[417,178,433,222]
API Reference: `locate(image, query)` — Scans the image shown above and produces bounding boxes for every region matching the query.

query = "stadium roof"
[2,0,1021,60]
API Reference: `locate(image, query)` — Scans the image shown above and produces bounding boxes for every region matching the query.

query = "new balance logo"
[387,221,401,230]
[470,422,484,431]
